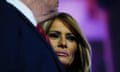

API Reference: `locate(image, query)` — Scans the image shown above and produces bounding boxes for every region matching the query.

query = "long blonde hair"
[42,12,91,72]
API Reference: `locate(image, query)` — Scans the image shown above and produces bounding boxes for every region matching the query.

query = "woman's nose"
[58,36,67,48]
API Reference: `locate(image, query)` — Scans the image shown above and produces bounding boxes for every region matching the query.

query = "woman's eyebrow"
[49,30,61,34]
[66,33,75,36]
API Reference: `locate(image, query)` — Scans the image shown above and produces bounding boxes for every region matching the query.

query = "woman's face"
[48,19,77,66]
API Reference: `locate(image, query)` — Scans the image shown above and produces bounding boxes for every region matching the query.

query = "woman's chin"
[58,57,72,67]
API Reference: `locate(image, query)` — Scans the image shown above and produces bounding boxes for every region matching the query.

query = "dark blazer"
[0,0,65,72]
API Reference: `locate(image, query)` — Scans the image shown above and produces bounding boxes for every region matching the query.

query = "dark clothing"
[0,1,65,72]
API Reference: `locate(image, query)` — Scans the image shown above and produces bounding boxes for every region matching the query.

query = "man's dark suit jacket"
[0,0,65,72]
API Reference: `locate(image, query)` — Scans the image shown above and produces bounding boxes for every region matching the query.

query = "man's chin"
[36,10,58,23]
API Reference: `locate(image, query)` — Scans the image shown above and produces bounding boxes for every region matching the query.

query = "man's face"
[36,0,58,15]
[45,0,58,8]
[34,0,58,22]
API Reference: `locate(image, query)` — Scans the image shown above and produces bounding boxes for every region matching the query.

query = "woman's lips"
[56,52,69,57]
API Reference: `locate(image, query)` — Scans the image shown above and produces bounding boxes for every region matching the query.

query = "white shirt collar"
[6,0,37,26]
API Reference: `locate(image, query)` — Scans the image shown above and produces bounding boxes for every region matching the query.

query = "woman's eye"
[48,33,59,39]
[66,36,76,42]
